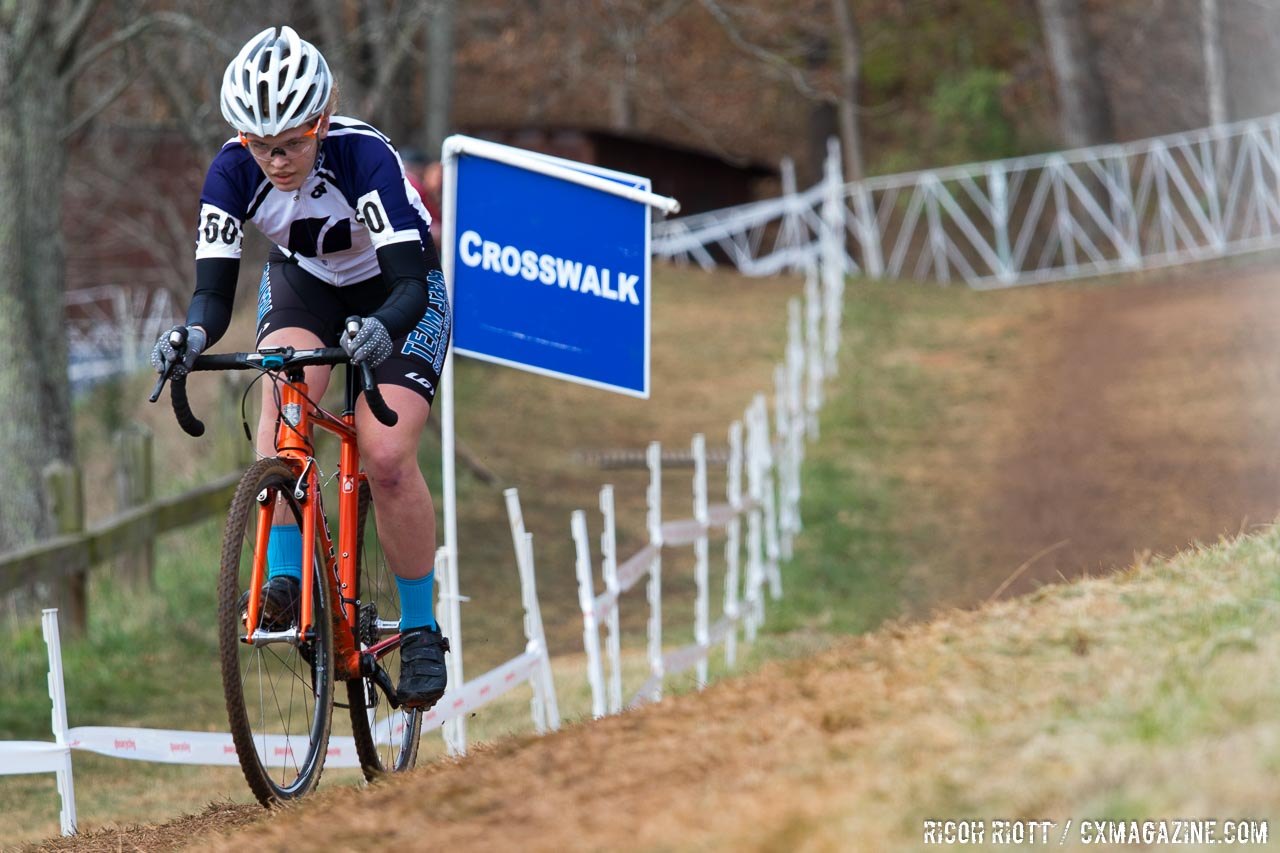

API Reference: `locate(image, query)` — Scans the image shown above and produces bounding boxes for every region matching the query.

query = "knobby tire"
[346,480,424,777]
[218,457,334,806]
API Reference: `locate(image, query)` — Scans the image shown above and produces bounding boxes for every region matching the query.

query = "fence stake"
[744,407,765,640]
[504,489,560,733]
[645,441,664,703]
[571,510,607,718]
[724,421,744,668]
[519,530,560,733]
[756,396,783,601]
[804,263,824,440]
[43,609,77,835]
[599,485,623,714]
[113,425,154,588]
[692,434,710,689]
[42,462,86,637]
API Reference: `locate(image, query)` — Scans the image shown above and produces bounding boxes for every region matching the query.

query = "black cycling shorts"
[255,248,451,406]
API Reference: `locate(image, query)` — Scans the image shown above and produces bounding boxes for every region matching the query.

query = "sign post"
[437,135,679,753]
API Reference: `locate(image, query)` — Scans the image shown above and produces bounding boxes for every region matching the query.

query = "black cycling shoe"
[237,575,301,631]
[396,625,449,710]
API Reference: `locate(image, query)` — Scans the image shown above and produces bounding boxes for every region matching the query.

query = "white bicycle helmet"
[220,26,332,137]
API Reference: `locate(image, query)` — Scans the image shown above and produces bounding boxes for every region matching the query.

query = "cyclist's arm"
[186,257,239,346]
[370,238,441,339]
[189,143,254,347]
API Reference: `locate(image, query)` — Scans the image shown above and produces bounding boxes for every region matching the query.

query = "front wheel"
[347,479,424,777]
[218,457,334,806]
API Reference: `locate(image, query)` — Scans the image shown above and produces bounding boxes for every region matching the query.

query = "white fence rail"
[655,114,1280,289]
[4,507,561,834]
[66,285,180,389]
[570,262,825,717]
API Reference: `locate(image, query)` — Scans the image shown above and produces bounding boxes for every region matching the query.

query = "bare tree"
[829,0,864,182]
[695,0,870,179]
[424,0,456,157]
[0,1,230,552]
[1036,0,1113,147]
[1202,0,1229,126]
[0,2,93,551]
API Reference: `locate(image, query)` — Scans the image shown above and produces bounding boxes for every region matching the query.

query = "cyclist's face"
[241,117,327,192]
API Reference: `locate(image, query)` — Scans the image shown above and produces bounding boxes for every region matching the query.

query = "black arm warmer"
[186,257,240,346]
[370,238,441,339]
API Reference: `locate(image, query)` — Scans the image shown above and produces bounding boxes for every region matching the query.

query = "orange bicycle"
[151,320,424,805]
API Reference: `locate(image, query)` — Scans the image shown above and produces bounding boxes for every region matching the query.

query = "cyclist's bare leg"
[256,327,331,524]
[353,385,434,581]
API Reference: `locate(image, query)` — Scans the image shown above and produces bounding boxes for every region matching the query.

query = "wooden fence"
[0,423,244,636]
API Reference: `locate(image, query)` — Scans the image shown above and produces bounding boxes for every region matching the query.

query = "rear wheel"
[218,457,334,806]
[347,479,424,778]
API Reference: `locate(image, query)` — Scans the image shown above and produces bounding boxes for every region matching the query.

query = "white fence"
[655,114,1280,289]
[4,515,560,836]
[66,285,180,389]
[10,241,846,838]
[569,258,827,717]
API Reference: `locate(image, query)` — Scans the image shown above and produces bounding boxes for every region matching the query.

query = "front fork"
[245,460,403,707]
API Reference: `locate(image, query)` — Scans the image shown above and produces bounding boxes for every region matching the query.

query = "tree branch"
[54,0,104,68]
[696,0,834,104]
[137,45,228,150]
[6,3,48,75]
[59,68,140,140]
[362,4,436,118]
[61,11,234,85]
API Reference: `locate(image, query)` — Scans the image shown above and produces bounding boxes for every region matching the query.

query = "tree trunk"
[424,0,456,158]
[1202,0,1229,127]
[1036,0,1113,148]
[830,0,865,182]
[0,6,77,552]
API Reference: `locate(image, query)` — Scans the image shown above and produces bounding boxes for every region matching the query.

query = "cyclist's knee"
[361,441,418,492]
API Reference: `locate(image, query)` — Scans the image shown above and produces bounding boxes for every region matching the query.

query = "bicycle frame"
[243,362,394,681]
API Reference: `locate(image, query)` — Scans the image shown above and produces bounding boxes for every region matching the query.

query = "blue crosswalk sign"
[450,145,654,397]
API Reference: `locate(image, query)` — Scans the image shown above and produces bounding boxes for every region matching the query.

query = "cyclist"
[151,26,451,710]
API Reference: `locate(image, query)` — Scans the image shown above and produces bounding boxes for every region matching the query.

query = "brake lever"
[147,327,188,403]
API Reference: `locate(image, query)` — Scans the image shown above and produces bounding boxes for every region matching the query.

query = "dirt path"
[20,261,1280,850]
[975,264,1280,599]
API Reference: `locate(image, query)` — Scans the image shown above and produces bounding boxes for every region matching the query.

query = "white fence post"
[724,421,744,668]
[434,545,467,755]
[744,406,765,640]
[0,610,78,836]
[44,610,76,838]
[598,485,623,715]
[785,297,806,536]
[522,532,559,734]
[571,510,607,718]
[692,434,710,689]
[773,364,795,562]
[804,262,824,440]
[756,396,783,601]
[504,489,561,734]
[645,441,665,703]
[822,137,847,376]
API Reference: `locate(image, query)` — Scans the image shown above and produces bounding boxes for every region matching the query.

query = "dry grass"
[33,524,1280,851]
[2,264,799,846]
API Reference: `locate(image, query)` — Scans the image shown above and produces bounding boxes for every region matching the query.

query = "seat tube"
[337,419,361,619]
[299,472,317,639]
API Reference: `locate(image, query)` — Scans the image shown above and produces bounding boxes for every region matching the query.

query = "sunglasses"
[239,120,322,163]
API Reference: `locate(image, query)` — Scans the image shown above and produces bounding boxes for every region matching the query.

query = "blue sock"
[396,571,437,631]
[266,524,303,582]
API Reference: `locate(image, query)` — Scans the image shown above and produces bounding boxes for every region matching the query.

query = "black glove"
[340,316,393,367]
[150,325,207,378]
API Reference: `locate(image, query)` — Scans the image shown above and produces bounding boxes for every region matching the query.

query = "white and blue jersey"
[186,115,450,405]
[195,116,432,284]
